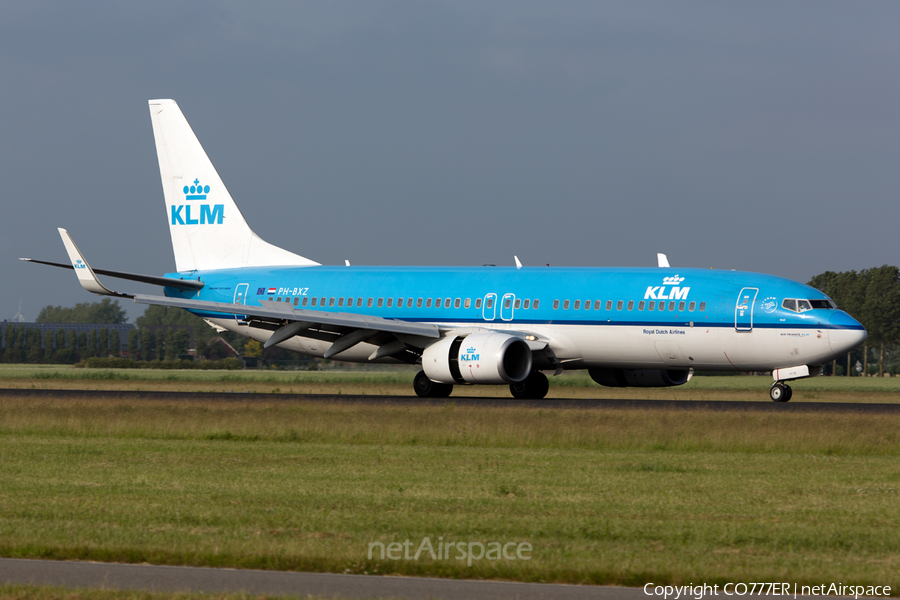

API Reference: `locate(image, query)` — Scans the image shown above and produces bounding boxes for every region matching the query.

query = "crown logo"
[183,178,210,200]
[663,274,685,285]
[74,259,87,270]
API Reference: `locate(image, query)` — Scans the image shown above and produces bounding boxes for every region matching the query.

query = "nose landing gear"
[770,382,793,402]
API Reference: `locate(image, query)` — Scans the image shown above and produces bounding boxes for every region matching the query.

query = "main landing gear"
[414,371,453,398]
[412,370,550,399]
[509,371,550,399]
[769,382,793,402]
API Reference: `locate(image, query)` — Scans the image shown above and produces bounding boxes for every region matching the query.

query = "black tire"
[509,381,529,399]
[783,385,793,402]
[414,371,453,398]
[770,383,787,402]
[509,371,550,399]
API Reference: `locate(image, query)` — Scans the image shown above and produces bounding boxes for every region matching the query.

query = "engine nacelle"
[589,368,692,388]
[422,332,532,385]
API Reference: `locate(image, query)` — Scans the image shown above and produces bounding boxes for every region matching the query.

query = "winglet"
[514,256,523,270]
[657,253,670,268]
[57,228,132,298]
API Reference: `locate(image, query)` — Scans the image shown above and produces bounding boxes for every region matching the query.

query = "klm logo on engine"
[171,178,224,225]
[460,347,480,362]
[644,274,690,300]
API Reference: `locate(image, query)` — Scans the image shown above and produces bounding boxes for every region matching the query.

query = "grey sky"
[3,2,899,322]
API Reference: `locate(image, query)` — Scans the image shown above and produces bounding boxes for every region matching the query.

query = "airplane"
[22,99,867,402]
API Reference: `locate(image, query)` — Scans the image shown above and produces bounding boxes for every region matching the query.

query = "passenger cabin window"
[397,298,403,308]
[594,300,601,310]
[617,300,623,310]
[293,297,299,306]
[639,301,645,311]
[302,297,309,307]
[417,298,423,308]
[386,298,393,308]
[475,298,482,309]
[668,301,675,311]
[320,297,326,306]
[584,300,590,310]
[533,300,540,309]
[606,300,612,310]
[688,301,695,312]
[426,298,432,308]
[563,300,570,310]
[311,297,317,307]
[367,298,373,307]
[465,298,471,309]
[523,299,530,309]
[486,298,493,309]
[338,297,344,307]
[678,301,685,311]
[553,300,559,310]
[627,300,634,310]
[377,298,384,307]
[357,297,363,307]
[648,301,655,311]
[574,300,581,310]
[699,302,706,311]
[445,298,452,308]
[658,301,666,312]
[454,298,461,309]
[407,298,413,307]
[514,299,520,309]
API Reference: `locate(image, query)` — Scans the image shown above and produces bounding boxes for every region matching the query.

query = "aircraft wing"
[132,294,440,358]
[133,294,439,338]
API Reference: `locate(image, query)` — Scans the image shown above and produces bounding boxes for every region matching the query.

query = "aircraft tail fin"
[148,99,318,272]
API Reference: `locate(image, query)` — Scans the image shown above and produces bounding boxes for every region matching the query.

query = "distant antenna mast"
[12,298,25,323]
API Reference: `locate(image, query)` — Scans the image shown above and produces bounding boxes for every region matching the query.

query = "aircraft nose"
[829,311,867,356]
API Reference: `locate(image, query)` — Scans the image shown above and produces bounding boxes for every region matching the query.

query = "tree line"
[4,300,300,366]
[807,265,900,376]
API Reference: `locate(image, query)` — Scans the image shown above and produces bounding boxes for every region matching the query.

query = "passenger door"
[735,287,758,332]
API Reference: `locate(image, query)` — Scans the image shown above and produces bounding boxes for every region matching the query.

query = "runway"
[0,387,898,413]
[0,558,631,600]
[0,558,831,600]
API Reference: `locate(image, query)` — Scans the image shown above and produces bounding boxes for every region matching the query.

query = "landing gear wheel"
[414,371,453,398]
[509,371,550,399]
[770,382,792,402]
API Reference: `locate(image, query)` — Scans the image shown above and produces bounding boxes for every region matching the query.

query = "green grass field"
[2,364,900,402]
[0,392,898,591]
[0,585,315,600]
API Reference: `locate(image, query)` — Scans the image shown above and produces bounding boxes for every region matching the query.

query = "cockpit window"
[782,298,835,313]
[810,299,836,309]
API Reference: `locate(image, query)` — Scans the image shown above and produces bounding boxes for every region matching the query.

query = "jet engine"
[589,368,692,388]
[422,332,532,385]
